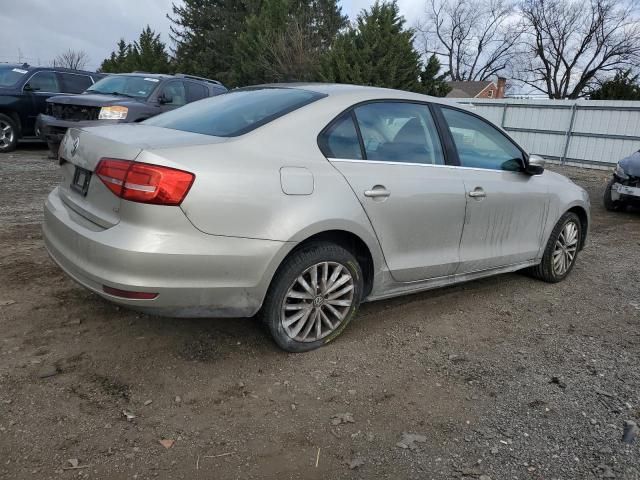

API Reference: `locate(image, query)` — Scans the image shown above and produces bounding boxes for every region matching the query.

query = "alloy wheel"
[0,120,14,149]
[281,261,355,343]
[552,221,579,275]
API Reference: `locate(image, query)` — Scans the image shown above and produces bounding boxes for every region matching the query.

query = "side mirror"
[526,154,545,175]
[158,93,172,105]
[23,83,38,92]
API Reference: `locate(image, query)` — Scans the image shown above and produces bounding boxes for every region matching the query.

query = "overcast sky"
[0,0,424,72]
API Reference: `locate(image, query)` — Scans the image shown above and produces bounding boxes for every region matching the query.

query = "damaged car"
[43,84,590,352]
[37,72,227,156]
[604,150,640,211]
[0,64,104,153]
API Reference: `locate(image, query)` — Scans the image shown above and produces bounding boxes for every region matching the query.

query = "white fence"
[452,98,640,169]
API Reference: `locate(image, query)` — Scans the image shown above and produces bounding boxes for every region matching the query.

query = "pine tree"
[232,0,347,86]
[321,1,443,94]
[169,0,258,85]
[130,26,171,73]
[590,70,640,100]
[420,54,451,97]
[99,27,170,73]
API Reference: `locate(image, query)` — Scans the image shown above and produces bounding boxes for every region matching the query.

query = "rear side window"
[60,73,92,94]
[185,81,208,102]
[144,88,325,137]
[354,102,444,165]
[318,113,362,160]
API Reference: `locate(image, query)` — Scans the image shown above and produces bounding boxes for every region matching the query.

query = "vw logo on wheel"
[313,296,324,307]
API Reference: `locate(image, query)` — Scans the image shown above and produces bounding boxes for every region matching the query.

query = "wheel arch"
[288,229,376,298]
[262,223,384,306]
[566,205,589,250]
[0,109,21,137]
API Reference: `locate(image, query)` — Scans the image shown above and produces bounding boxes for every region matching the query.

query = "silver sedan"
[43,84,590,352]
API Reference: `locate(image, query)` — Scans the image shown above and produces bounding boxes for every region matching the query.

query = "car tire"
[528,212,582,283]
[603,178,624,212]
[261,242,363,352]
[0,113,18,153]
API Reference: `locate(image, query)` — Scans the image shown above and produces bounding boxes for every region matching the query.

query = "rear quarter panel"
[145,95,387,270]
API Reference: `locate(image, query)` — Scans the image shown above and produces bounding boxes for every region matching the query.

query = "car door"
[437,106,550,273]
[157,80,187,112]
[23,71,62,135]
[322,101,467,282]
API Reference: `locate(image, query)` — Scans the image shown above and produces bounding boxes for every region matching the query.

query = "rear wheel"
[262,242,363,352]
[603,178,624,212]
[0,114,18,153]
[529,212,581,283]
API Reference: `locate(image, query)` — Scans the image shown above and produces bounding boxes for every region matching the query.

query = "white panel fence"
[452,98,640,169]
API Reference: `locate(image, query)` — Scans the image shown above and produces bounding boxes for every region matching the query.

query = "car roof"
[110,72,174,79]
[0,64,101,75]
[107,72,225,85]
[242,82,460,107]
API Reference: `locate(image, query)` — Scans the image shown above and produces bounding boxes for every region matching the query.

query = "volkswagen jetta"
[43,84,590,352]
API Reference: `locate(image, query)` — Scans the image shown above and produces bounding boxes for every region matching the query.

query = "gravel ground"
[0,146,639,480]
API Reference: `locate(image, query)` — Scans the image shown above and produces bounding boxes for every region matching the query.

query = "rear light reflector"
[103,285,158,300]
[95,158,195,206]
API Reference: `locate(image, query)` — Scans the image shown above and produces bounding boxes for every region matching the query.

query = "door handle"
[364,188,391,198]
[468,188,486,198]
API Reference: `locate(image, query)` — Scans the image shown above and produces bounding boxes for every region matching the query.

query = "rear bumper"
[37,114,121,143]
[43,187,292,317]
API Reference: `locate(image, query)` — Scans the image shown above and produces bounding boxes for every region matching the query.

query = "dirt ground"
[1,145,639,480]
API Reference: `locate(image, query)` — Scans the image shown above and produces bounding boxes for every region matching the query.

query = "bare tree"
[421,0,523,81]
[518,0,640,99]
[51,49,90,70]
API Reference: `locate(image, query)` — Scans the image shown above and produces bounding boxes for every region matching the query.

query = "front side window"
[87,75,160,99]
[353,102,444,165]
[144,87,324,137]
[60,73,92,94]
[160,81,187,106]
[318,113,362,160]
[26,71,61,93]
[441,107,523,171]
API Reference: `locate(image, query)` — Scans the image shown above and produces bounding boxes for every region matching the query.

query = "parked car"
[0,63,104,153]
[603,150,640,211]
[43,84,590,352]
[37,73,227,156]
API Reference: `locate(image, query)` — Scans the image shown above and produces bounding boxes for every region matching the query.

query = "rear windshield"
[143,88,325,137]
[0,66,29,87]
[87,75,160,99]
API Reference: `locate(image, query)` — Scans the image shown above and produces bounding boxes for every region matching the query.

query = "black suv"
[0,64,105,153]
[37,73,227,156]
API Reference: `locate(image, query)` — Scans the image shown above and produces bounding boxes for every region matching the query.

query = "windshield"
[0,66,29,87]
[87,75,160,98]
[143,88,325,137]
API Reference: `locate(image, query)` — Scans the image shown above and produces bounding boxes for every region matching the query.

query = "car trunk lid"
[57,125,223,228]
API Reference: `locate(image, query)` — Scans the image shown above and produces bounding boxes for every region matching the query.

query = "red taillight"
[95,158,195,206]
[103,285,158,300]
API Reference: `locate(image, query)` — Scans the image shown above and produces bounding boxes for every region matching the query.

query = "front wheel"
[262,243,363,352]
[0,114,18,153]
[529,212,582,283]
[603,178,624,212]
